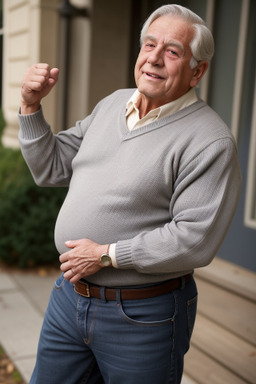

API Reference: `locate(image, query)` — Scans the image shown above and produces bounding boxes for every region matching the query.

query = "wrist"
[20,100,41,115]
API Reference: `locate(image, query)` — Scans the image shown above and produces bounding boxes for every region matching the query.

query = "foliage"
[0,146,67,268]
[0,344,25,384]
[0,107,6,145]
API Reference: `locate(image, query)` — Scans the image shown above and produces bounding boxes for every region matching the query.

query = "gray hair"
[140,4,214,69]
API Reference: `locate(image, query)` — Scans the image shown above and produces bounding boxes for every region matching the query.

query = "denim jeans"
[30,274,197,384]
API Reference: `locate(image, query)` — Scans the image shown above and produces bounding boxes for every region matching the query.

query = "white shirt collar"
[126,88,198,119]
[125,88,198,131]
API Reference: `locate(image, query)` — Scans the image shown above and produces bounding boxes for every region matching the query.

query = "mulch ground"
[0,345,25,384]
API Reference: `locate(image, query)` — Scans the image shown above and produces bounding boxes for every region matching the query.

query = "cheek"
[135,51,146,71]
[165,64,190,85]
[134,59,142,84]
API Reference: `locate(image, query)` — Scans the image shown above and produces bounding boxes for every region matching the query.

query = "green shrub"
[0,146,68,267]
[0,108,6,145]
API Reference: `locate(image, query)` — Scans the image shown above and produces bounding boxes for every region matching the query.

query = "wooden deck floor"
[181,257,256,384]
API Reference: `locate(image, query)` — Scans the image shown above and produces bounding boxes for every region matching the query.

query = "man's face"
[134,15,199,110]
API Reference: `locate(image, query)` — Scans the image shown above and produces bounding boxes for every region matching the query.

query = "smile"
[145,72,163,79]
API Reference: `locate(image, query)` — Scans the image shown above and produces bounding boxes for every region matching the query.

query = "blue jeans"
[30,274,197,384]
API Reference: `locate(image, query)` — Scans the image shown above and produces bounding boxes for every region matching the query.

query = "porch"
[182,257,256,384]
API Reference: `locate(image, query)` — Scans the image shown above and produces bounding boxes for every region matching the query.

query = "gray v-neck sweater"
[18,89,241,287]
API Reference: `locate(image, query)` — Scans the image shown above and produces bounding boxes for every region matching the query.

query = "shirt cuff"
[109,243,118,268]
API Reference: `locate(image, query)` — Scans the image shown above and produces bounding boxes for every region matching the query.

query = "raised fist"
[21,63,59,114]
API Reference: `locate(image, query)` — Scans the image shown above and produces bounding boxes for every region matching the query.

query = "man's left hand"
[59,239,108,284]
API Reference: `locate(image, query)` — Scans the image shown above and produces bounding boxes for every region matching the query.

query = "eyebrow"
[143,34,185,54]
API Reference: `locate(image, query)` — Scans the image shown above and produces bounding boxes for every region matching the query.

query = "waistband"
[74,274,192,300]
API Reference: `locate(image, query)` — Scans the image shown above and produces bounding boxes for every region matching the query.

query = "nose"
[147,47,164,66]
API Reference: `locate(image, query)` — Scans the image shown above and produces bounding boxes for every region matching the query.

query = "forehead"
[145,15,194,47]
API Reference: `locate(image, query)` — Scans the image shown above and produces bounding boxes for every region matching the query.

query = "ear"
[190,61,209,87]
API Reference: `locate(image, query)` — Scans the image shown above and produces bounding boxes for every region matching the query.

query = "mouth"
[145,72,163,80]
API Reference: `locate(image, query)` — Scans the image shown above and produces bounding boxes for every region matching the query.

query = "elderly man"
[19,4,241,384]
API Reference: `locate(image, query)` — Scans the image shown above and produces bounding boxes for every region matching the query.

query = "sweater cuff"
[115,240,134,269]
[18,106,51,140]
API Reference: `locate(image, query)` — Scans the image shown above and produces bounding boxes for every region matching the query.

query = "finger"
[60,260,71,273]
[31,64,51,80]
[69,273,82,284]
[63,268,82,283]
[23,78,47,92]
[34,63,51,70]
[63,269,74,281]
[24,65,56,92]
[65,240,74,249]
[59,251,69,263]
[64,239,86,251]
[43,69,59,94]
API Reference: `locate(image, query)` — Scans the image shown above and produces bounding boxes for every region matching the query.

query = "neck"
[137,96,160,119]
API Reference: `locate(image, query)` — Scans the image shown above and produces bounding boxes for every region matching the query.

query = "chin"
[140,88,160,100]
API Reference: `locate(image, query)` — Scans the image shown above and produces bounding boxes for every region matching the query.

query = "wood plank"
[184,345,247,384]
[195,277,256,345]
[191,314,256,383]
[195,257,256,302]
[181,373,198,384]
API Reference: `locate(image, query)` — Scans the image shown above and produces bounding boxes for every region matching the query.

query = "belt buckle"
[75,282,91,298]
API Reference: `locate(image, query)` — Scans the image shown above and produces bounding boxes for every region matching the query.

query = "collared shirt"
[126,87,198,131]
[109,87,198,267]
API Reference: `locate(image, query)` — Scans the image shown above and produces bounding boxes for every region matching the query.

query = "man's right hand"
[20,63,59,115]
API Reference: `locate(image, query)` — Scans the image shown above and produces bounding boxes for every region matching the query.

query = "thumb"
[46,68,59,90]
[40,67,59,99]
[49,67,59,83]
[65,240,77,249]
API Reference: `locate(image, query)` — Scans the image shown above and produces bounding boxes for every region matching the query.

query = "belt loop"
[115,289,121,304]
[180,276,185,290]
[100,286,107,302]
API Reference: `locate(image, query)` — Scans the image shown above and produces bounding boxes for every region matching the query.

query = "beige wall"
[2,0,131,144]
[59,9,92,128]
[2,0,60,146]
[88,0,131,112]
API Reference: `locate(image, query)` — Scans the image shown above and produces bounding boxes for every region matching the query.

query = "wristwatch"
[100,252,112,267]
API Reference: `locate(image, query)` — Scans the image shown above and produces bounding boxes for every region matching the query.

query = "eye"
[144,42,155,49]
[168,49,178,56]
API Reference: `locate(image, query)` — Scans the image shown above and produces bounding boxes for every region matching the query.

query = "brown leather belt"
[74,274,192,301]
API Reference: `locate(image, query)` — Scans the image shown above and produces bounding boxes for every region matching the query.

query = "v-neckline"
[119,99,206,141]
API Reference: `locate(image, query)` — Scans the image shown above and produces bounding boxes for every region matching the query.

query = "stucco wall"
[2,0,59,146]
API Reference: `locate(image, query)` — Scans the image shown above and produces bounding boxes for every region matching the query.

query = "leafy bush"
[0,146,68,267]
[0,108,6,145]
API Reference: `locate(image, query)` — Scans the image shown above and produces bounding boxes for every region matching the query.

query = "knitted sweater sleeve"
[115,138,242,273]
[18,106,92,187]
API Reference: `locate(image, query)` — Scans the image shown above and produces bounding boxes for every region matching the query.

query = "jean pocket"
[54,273,66,290]
[118,293,175,327]
[187,294,198,340]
